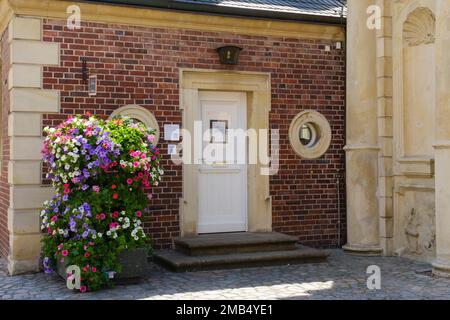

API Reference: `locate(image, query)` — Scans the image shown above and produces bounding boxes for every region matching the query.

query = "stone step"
[154,246,329,272]
[174,232,298,256]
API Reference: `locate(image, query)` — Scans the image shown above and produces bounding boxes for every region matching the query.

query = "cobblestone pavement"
[1,250,449,300]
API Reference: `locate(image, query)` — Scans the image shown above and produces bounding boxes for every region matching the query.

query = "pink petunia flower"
[126,178,133,185]
[136,211,142,218]
[61,250,69,257]
[100,213,106,220]
[91,267,97,273]
[80,286,87,293]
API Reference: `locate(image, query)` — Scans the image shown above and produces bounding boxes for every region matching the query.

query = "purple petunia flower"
[69,217,77,232]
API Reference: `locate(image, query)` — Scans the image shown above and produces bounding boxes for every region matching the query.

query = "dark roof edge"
[82,0,347,26]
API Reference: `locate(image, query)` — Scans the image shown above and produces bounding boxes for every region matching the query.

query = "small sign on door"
[210,120,228,143]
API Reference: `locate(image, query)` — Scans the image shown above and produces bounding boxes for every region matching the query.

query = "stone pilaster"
[432,0,450,278]
[7,16,59,275]
[343,0,382,255]
[375,0,394,256]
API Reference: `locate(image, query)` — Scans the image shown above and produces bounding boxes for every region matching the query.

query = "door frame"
[179,69,272,236]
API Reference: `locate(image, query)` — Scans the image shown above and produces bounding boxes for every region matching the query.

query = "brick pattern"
[0,29,11,258]
[40,18,346,249]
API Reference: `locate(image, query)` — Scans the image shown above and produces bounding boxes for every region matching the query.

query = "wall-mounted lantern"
[216,46,243,65]
[81,57,89,84]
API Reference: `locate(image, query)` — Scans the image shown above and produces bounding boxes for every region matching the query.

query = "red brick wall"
[41,18,346,250]
[0,28,11,258]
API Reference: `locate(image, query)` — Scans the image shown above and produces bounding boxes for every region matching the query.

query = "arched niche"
[402,7,436,158]
[109,105,160,143]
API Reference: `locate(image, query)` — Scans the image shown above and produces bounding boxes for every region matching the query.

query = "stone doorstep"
[154,245,330,272]
[175,232,298,256]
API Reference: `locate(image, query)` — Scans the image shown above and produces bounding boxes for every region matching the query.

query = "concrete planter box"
[57,248,148,285]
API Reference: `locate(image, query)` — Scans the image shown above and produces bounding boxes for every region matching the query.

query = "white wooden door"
[198,91,247,233]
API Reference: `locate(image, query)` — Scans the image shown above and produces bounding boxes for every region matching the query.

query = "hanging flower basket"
[40,114,163,292]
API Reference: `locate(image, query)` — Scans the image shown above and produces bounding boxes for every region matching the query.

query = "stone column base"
[343,243,383,256]
[7,256,40,276]
[432,258,450,278]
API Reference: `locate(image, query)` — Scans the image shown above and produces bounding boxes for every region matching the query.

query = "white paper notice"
[164,124,180,141]
[168,144,177,155]
[211,121,227,143]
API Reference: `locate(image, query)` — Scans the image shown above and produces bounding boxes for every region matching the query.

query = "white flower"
[98,233,103,238]
[92,234,97,239]
[106,231,112,236]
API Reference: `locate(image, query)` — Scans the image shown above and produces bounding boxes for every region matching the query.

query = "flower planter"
[57,248,148,285]
[41,115,162,292]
